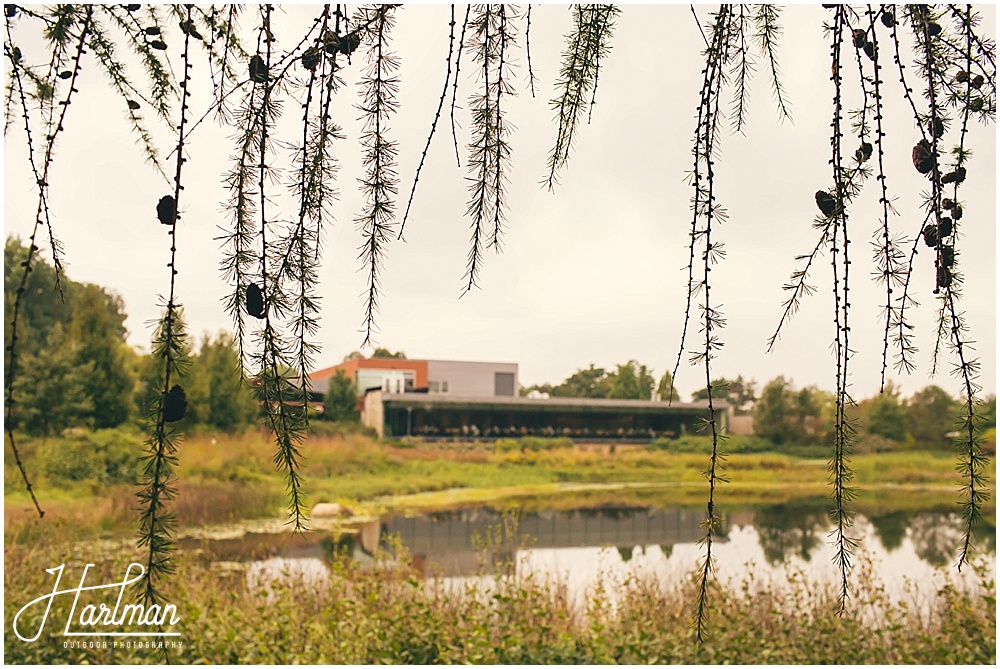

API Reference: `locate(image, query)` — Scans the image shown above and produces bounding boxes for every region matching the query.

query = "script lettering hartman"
[13,563,180,642]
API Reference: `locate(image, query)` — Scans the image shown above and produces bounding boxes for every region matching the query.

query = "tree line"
[5,237,258,435]
[524,362,996,451]
[6,235,996,449]
[520,362,681,402]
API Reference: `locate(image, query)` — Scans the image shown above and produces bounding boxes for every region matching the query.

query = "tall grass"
[5,429,995,536]
[3,536,994,664]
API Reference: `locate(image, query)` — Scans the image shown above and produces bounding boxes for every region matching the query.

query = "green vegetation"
[323,370,360,423]
[4,427,995,664]
[521,361,659,400]
[5,428,995,539]
[3,525,995,665]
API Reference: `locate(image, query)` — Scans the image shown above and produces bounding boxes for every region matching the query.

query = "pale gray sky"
[3,4,996,401]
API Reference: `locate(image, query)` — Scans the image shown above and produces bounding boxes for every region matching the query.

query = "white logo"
[13,563,181,643]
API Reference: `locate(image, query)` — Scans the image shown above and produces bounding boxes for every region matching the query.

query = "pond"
[179,497,996,607]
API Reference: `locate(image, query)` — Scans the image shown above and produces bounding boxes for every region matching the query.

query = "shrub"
[35,427,142,485]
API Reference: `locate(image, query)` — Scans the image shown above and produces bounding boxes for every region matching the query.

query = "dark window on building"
[494,372,515,396]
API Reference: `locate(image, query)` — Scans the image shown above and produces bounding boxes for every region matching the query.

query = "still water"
[180,499,996,604]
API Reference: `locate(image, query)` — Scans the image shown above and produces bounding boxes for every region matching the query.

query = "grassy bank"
[4,428,996,664]
[4,537,995,664]
[4,428,995,540]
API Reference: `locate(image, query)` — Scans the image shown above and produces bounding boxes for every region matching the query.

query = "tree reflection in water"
[753,500,830,565]
[869,511,909,552]
[908,512,966,567]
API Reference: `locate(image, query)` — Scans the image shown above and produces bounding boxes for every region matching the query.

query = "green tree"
[324,370,360,423]
[753,377,795,444]
[692,376,757,413]
[862,385,908,442]
[907,385,958,448]
[12,324,94,435]
[656,371,680,402]
[67,283,135,429]
[607,360,653,400]
[371,347,406,359]
[4,237,73,361]
[551,364,612,398]
[752,377,828,445]
[186,332,258,430]
[520,382,555,397]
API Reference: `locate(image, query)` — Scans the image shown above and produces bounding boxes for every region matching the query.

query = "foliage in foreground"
[3,537,994,665]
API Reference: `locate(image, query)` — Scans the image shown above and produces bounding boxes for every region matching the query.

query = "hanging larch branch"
[136,4,195,609]
[686,5,735,645]
[903,4,991,571]
[4,4,95,518]
[863,6,905,393]
[450,4,471,168]
[463,3,518,294]
[544,4,618,190]
[399,4,457,240]
[355,3,400,346]
[826,5,859,618]
[752,3,792,122]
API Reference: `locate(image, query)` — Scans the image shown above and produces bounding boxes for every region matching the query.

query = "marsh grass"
[3,427,996,664]
[5,429,995,539]
[3,534,994,665]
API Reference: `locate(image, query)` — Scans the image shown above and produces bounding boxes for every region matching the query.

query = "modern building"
[309,357,428,396]
[308,358,519,398]
[362,391,727,441]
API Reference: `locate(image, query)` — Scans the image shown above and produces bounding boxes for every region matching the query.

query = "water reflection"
[180,500,995,599]
[752,499,828,564]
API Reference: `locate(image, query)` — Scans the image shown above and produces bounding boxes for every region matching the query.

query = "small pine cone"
[955,70,970,84]
[246,282,266,319]
[323,30,341,54]
[927,22,942,37]
[952,204,963,220]
[969,97,984,112]
[940,245,955,268]
[880,10,895,28]
[912,139,935,174]
[127,99,140,110]
[940,167,967,185]
[855,142,873,162]
[815,190,838,217]
[145,26,160,36]
[853,29,867,48]
[126,4,141,12]
[179,19,203,41]
[249,55,268,83]
[156,195,176,225]
[922,224,938,248]
[340,32,361,55]
[971,74,985,89]
[58,70,72,80]
[942,198,954,209]
[163,385,187,423]
[150,40,167,51]
[937,217,953,239]
[301,46,321,72]
[863,41,875,61]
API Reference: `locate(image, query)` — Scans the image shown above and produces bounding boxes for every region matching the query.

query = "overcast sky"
[3,4,996,402]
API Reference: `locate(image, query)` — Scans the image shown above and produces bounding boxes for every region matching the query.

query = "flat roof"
[378,392,726,413]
